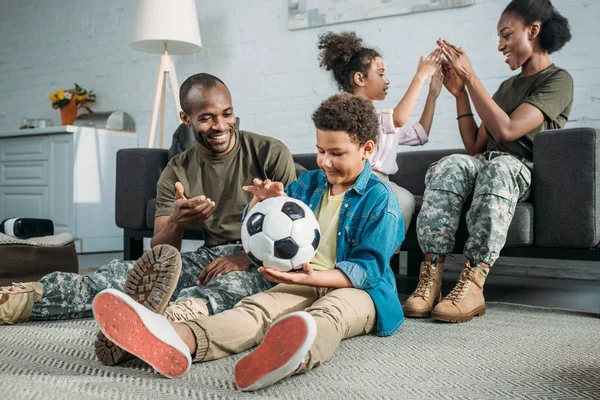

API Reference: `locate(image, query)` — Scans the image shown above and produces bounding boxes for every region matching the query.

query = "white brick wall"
[0,0,598,150]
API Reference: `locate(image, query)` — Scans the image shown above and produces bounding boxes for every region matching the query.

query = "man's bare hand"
[169,182,215,228]
[196,253,251,285]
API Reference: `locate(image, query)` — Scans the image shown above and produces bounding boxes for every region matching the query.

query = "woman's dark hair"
[503,0,571,54]
[317,31,381,93]
[312,93,378,146]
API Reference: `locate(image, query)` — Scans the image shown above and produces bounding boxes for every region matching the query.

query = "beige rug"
[1,303,599,399]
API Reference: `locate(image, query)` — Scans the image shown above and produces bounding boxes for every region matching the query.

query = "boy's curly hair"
[312,93,378,146]
[317,31,381,93]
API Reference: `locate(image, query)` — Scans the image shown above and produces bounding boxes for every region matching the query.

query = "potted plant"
[49,84,96,125]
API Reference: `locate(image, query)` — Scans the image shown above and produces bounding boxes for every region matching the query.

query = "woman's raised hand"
[441,59,465,97]
[437,39,475,86]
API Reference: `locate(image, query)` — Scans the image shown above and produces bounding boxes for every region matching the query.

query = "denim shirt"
[285,161,405,336]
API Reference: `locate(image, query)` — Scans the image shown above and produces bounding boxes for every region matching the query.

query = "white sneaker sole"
[92,288,191,378]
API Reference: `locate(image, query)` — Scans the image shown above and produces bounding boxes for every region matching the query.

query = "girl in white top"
[318,31,443,231]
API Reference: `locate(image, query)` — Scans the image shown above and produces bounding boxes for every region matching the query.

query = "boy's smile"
[316,129,374,195]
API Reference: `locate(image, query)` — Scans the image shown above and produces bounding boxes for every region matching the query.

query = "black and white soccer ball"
[241,197,320,272]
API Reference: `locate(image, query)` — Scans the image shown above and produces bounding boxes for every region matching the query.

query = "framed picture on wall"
[288,0,476,30]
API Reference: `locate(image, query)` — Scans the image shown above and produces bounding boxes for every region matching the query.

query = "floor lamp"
[130,0,202,148]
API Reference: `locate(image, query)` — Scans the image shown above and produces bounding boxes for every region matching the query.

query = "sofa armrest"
[534,127,600,248]
[115,148,169,230]
[392,149,466,196]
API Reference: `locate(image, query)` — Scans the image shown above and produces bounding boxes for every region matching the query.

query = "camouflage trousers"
[31,244,272,320]
[416,153,532,266]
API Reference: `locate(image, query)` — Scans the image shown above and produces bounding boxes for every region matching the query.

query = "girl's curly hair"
[317,31,381,93]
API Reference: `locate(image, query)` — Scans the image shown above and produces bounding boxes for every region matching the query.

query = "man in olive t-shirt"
[148,73,296,310]
[155,129,295,248]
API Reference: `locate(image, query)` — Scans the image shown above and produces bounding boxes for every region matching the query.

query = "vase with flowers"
[49,84,96,125]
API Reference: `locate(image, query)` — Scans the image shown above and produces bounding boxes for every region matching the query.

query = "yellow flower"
[57,90,65,100]
[77,95,85,102]
[49,93,58,102]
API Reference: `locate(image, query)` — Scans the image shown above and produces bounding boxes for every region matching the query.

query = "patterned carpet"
[1,303,599,400]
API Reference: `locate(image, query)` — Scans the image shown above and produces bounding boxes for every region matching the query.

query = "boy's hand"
[416,48,442,81]
[196,253,251,285]
[258,262,315,285]
[242,178,286,202]
[169,182,215,228]
[428,65,444,99]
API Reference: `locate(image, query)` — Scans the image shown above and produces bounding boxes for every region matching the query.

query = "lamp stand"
[147,43,181,148]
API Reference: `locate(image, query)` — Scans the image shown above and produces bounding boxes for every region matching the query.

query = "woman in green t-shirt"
[404,0,574,323]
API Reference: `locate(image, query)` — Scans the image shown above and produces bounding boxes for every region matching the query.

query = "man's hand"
[258,262,315,286]
[196,253,252,286]
[169,182,216,228]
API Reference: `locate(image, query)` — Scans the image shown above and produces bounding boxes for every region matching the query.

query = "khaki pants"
[184,283,376,370]
[373,171,414,233]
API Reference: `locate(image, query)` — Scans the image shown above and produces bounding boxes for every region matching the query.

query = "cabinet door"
[49,136,74,234]
[0,186,49,220]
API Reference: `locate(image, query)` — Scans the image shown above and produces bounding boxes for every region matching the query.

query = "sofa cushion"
[146,198,157,229]
[392,149,466,196]
[294,162,308,177]
[534,128,600,248]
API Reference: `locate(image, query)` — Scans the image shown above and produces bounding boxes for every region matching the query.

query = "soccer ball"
[241,197,320,272]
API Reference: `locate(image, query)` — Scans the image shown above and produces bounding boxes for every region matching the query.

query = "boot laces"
[413,263,436,298]
[165,298,206,322]
[445,267,473,303]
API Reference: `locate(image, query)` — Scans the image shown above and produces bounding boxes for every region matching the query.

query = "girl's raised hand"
[428,65,444,99]
[416,48,442,80]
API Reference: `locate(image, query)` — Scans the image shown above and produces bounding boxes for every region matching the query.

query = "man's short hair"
[179,73,228,115]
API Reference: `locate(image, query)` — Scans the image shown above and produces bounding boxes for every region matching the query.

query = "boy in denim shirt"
[92,93,405,390]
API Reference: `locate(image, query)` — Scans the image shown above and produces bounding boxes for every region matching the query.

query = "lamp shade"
[130,0,202,55]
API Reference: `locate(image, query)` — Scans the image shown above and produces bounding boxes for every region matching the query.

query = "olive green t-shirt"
[155,130,296,247]
[488,64,573,161]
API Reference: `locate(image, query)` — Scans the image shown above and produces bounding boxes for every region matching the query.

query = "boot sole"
[234,312,316,391]
[93,289,191,378]
[94,245,182,366]
[431,305,486,323]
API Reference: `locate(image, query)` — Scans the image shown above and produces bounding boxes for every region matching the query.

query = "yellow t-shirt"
[310,187,346,271]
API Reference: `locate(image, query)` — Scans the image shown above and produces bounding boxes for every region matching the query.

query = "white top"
[369,109,429,175]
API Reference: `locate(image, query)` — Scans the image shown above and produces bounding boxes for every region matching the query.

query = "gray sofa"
[115,127,600,275]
